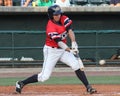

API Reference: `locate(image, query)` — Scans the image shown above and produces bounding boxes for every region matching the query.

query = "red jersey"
[45,15,72,47]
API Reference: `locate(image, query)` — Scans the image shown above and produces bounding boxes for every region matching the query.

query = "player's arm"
[63,16,78,52]
[68,29,79,53]
[54,38,70,51]
[68,29,76,42]
[48,31,69,51]
[52,30,78,53]
[54,38,76,54]
[56,39,77,54]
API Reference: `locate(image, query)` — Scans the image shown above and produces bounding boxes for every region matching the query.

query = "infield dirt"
[0,67,120,96]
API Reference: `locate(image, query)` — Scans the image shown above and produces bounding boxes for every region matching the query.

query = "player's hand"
[70,49,78,55]
[70,49,76,55]
[71,41,79,53]
[65,48,77,55]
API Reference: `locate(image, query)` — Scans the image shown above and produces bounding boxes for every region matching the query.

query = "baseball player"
[15,4,97,94]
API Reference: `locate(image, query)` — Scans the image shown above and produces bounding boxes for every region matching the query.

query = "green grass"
[0,76,120,86]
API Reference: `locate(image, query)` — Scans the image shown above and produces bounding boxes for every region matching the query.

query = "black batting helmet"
[48,5,63,19]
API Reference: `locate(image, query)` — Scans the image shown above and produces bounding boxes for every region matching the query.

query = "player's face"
[53,14,61,22]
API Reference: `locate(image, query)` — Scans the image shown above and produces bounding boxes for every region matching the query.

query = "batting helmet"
[48,5,63,19]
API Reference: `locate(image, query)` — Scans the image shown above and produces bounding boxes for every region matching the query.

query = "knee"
[70,60,80,71]
[72,64,80,71]
[37,73,50,82]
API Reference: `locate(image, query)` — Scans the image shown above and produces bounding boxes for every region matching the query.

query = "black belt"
[52,46,61,49]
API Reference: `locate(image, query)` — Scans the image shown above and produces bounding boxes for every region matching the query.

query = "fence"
[0,30,120,67]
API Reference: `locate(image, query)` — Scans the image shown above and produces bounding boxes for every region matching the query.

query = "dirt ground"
[0,67,120,96]
[0,85,120,96]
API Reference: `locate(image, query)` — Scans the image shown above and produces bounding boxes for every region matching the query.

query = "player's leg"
[16,46,62,93]
[16,54,59,85]
[16,74,38,93]
[60,51,97,94]
[75,69,97,94]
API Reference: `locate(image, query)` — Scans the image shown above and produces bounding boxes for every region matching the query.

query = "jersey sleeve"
[61,15,72,29]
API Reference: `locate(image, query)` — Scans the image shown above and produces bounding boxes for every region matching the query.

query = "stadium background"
[0,8,120,66]
[0,6,120,96]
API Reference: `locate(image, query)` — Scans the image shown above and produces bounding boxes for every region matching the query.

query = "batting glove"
[71,41,79,53]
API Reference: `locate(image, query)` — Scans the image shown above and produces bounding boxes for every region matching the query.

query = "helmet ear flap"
[48,6,54,19]
[47,10,53,19]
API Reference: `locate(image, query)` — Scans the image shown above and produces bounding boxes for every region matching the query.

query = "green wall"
[0,13,120,62]
[0,14,120,30]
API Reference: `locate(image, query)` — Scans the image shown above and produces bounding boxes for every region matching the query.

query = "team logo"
[61,31,67,40]
[53,6,60,11]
